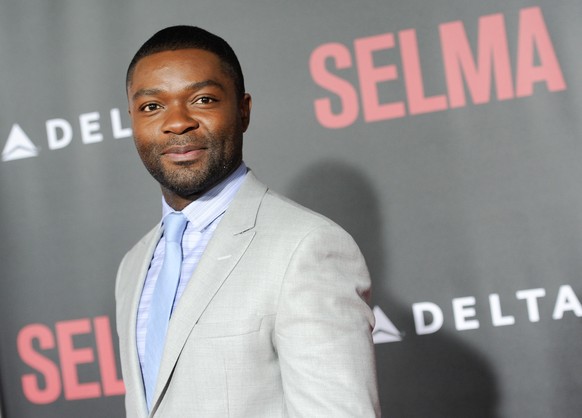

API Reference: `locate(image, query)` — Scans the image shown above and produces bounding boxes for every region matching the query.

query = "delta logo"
[372,283,581,344]
[1,108,132,162]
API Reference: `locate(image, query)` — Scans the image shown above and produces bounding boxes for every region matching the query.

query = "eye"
[141,103,162,112]
[194,96,217,105]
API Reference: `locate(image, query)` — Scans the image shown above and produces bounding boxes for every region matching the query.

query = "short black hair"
[126,25,245,99]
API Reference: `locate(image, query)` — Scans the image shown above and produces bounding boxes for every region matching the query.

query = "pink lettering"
[399,29,447,115]
[310,43,359,129]
[17,324,62,404]
[94,316,125,396]
[354,33,405,122]
[516,7,566,97]
[56,319,101,400]
[440,13,513,108]
[308,6,566,128]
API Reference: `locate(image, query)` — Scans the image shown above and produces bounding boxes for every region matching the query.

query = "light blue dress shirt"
[136,163,248,374]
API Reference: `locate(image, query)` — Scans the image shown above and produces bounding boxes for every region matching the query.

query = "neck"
[161,191,201,211]
[161,162,244,211]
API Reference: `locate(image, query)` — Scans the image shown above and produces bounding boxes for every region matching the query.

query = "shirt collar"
[161,162,248,232]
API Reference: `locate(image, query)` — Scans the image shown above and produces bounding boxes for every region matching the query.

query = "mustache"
[148,134,212,151]
[165,134,208,146]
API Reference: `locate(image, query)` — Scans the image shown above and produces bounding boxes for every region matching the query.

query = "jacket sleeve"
[275,223,381,417]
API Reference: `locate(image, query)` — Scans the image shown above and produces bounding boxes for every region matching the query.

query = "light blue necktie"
[144,212,188,410]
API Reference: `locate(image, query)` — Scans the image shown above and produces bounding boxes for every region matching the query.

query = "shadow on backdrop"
[285,160,500,417]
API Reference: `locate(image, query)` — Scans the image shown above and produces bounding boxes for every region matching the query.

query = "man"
[116,25,381,417]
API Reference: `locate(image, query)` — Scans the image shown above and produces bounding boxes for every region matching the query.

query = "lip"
[161,145,206,162]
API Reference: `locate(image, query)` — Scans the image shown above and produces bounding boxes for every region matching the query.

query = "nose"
[161,105,199,135]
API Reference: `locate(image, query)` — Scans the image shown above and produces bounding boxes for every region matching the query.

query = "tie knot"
[163,212,188,244]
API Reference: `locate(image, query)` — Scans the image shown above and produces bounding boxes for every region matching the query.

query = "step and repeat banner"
[1,0,580,416]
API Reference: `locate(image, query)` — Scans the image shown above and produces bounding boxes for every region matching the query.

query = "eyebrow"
[131,79,225,101]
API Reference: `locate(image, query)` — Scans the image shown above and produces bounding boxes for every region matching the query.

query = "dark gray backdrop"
[1,0,581,417]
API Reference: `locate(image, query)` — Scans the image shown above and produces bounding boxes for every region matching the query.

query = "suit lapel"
[151,172,268,412]
[123,224,162,418]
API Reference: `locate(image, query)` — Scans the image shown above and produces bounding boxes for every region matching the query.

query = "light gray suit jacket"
[116,172,381,417]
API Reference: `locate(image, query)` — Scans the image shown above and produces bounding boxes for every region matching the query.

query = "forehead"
[129,48,231,91]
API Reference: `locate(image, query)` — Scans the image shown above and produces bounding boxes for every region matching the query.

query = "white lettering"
[394,284,580,339]
[46,119,73,150]
[489,293,515,326]
[552,284,582,319]
[516,288,545,322]
[412,302,443,335]
[452,296,479,330]
[110,108,132,139]
[79,112,103,144]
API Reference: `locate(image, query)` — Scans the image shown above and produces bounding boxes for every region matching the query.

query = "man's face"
[127,48,251,209]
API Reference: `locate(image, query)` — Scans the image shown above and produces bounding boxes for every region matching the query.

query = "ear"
[240,93,252,132]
